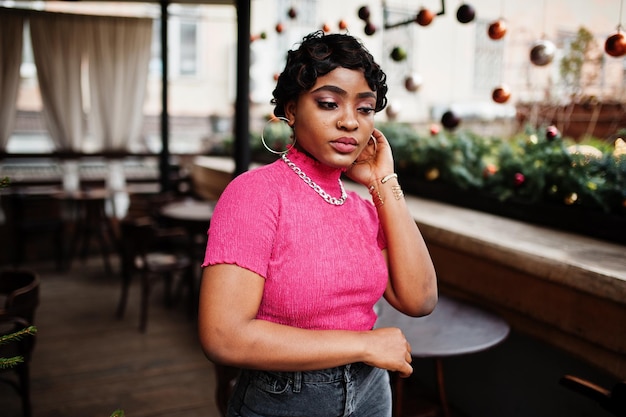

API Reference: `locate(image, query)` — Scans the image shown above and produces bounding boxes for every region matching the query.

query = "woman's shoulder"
[218,160,283,202]
[228,160,281,187]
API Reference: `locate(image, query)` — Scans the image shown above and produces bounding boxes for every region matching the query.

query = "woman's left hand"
[345,128,395,186]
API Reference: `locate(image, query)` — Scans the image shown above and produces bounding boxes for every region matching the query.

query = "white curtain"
[87,15,152,152]
[30,11,87,152]
[0,9,24,150]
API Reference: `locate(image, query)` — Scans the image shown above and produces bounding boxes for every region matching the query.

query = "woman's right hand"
[362,327,413,378]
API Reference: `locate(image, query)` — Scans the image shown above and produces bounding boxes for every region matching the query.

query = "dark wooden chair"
[8,192,65,271]
[560,374,626,417]
[0,269,40,417]
[116,216,194,332]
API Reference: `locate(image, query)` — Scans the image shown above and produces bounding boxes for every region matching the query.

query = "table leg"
[392,372,404,417]
[435,358,451,417]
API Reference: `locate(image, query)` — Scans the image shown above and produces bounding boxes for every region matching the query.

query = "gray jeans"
[227,363,392,417]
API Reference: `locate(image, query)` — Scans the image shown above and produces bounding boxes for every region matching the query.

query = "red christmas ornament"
[441,110,460,130]
[415,8,435,26]
[287,7,297,19]
[492,85,511,104]
[358,6,370,21]
[488,19,507,40]
[605,31,626,57]
[513,172,525,187]
[456,4,476,24]
[364,22,376,35]
[546,125,560,140]
[339,19,349,30]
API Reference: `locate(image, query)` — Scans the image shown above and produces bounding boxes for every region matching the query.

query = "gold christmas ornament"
[567,144,603,165]
[425,168,440,181]
[614,138,626,158]
[564,193,578,205]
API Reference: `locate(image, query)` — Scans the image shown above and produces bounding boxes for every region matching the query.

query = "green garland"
[379,123,626,216]
[217,122,626,215]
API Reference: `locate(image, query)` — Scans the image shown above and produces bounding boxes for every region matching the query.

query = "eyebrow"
[310,85,376,100]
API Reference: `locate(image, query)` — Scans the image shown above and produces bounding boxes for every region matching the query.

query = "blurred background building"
[5,0,625,154]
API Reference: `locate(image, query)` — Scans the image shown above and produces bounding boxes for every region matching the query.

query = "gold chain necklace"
[281,154,347,206]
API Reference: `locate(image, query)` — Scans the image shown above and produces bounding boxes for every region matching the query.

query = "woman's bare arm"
[197,263,414,376]
[347,128,438,317]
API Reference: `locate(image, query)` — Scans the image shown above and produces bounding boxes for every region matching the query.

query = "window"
[148,10,200,78]
[473,20,505,95]
[179,21,197,76]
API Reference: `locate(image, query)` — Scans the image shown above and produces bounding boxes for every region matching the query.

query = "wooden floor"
[0,256,221,417]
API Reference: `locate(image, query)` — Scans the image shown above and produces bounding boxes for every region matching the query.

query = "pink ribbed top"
[203,148,388,331]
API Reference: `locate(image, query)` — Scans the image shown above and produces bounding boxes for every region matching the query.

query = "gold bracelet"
[380,173,398,184]
[391,184,404,200]
[369,184,384,208]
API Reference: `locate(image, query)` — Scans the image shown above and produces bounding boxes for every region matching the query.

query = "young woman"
[198,31,437,417]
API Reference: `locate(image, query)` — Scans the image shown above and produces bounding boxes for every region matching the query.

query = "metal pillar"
[234,0,251,177]
[159,0,170,192]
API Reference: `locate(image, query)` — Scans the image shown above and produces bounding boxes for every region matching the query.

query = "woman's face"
[284,67,377,169]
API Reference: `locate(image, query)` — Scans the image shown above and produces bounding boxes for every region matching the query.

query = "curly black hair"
[271,31,388,118]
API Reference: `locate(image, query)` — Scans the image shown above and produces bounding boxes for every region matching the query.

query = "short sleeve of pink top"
[202,148,388,331]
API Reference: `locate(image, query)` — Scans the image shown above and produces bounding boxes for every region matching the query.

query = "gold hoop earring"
[261,116,296,155]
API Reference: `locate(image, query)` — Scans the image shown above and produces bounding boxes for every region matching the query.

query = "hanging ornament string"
[605,0,626,57]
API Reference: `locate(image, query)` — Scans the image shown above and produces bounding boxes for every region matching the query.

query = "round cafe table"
[54,188,117,274]
[375,295,510,417]
[158,198,215,262]
[159,198,214,236]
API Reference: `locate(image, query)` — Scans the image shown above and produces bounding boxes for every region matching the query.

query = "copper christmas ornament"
[530,40,556,66]
[386,102,401,119]
[605,31,626,57]
[415,8,435,26]
[488,19,507,40]
[492,85,511,103]
[404,73,423,92]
